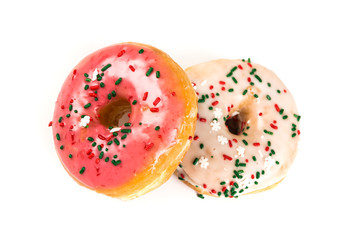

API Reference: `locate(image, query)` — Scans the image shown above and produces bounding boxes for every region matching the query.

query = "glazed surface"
[178,59,300,198]
[52,43,191,190]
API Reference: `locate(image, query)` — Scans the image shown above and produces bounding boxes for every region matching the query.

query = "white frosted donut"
[177,59,300,198]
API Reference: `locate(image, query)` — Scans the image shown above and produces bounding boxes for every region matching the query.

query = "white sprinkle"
[264,156,276,170]
[199,156,209,169]
[92,68,99,81]
[258,150,263,158]
[236,146,245,157]
[110,127,121,133]
[231,111,240,117]
[79,116,90,127]
[213,108,223,119]
[210,120,221,131]
[200,80,207,86]
[217,135,228,145]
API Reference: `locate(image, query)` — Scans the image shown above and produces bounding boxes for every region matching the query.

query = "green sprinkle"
[208,106,213,110]
[114,138,120,145]
[113,132,118,136]
[84,103,91,109]
[155,126,160,131]
[292,133,297,138]
[254,75,262,82]
[294,114,301,121]
[138,49,144,54]
[243,132,248,136]
[234,170,241,179]
[254,94,259,98]
[232,77,238,84]
[100,82,105,88]
[250,82,255,86]
[279,109,284,115]
[79,167,85,174]
[178,177,184,181]
[111,160,121,166]
[242,89,248,95]
[197,194,205,199]
[264,129,274,135]
[200,143,204,149]
[69,154,72,158]
[256,172,260,179]
[228,88,234,92]
[58,116,63,123]
[250,69,256,75]
[121,134,127,140]
[60,145,64,150]
[101,64,112,72]
[85,78,91,82]
[105,157,109,162]
[248,58,251,63]
[252,156,257,161]
[239,189,244,194]
[115,78,122,85]
[234,182,239,188]
[156,71,160,78]
[121,129,131,133]
[69,104,73,111]
[271,149,275,155]
[226,66,237,77]
[266,95,271,100]
[66,114,70,118]
[107,140,113,145]
[56,133,60,141]
[107,94,112,100]
[111,90,116,97]
[239,163,246,167]
[277,89,281,94]
[99,151,104,159]
[217,192,221,196]
[242,139,248,146]
[193,158,199,165]
[146,67,154,76]
[216,93,220,96]
[87,137,94,141]
[124,122,131,127]
[267,82,271,87]
[84,73,89,77]
[276,161,280,165]
[283,115,288,120]
[92,142,97,147]
[267,141,271,146]
[220,181,226,185]
[97,145,102,151]
[132,100,137,105]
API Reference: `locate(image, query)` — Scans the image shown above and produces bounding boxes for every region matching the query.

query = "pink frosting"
[52,43,185,190]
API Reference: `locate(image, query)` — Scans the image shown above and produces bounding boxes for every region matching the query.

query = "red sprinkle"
[211,93,215,98]
[89,92,97,97]
[188,136,193,140]
[247,77,251,82]
[232,139,238,143]
[69,125,73,130]
[70,99,74,103]
[297,130,301,135]
[259,112,263,116]
[245,159,249,163]
[129,65,135,72]
[59,122,64,127]
[270,123,278,129]
[222,187,227,192]
[194,136,199,140]
[199,118,207,122]
[88,153,95,159]
[253,142,260,146]
[219,81,226,85]
[230,181,234,186]
[86,149,92,155]
[251,174,255,179]
[228,140,233,148]
[98,134,106,140]
[274,104,280,112]
[223,154,232,161]
[117,50,125,57]
[73,69,77,75]
[142,92,148,101]
[212,101,219,106]
[238,65,243,70]
[153,97,161,106]
[95,158,100,164]
[61,105,64,109]
[210,85,214,90]
[150,108,159,112]
[203,184,207,188]
[211,189,216,194]
[265,146,270,151]
[221,87,225,91]
[90,85,99,90]
[284,89,287,93]
[171,92,176,96]
[144,143,154,151]
[48,121,52,127]
[247,63,253,68]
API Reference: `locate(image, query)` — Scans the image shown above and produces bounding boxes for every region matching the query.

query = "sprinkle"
[144,143,154,150]
[199,156,209,168]
[242,89,248,95]
[114,138,120,145]
[283,115,288,120]
[193,158,199,165]
[143,92,148,101]
[226,66,237,77]
[236,146,245,157]
[146,67,154,76]
[266,95,271,100]
[107,140,113,145]
[153,97,161,106]
[270,123,278,129]
[199,118,207,122]
[56,133,60,141]
[264,129,274,135]
[228,88,234,92]
[132,100,137,105]
[274,104,280,112]
[138,49,144,54]
[238,65,243,70]
[150,108,159,112]
[197,194,205,199]
[155,126,160,131]
[84,103,91,109]
[294,114,301,121]
[101,64,111,72]
[79,167,85,174]
[254,75,262,82]
[223,154,232,161]
[69,154,72,158]
[117,50,125,57]
[156,71,160,78]
[250,69,256,75]
[232,77,238,84]
[213,108,223,119]
[121,134,127,140]
[211,101,219,106]
[111,160,121,166]
[200,143,204,149]
[253,142,260,146]
[129,65,135,72]
[111,91,116,97]
[115,78,122,85]
[121,129,131,133]
[252,156,257,161]
[292,133,297,137]
[254,94,259,98]
[242,139,248,146]
[217,135,228,145]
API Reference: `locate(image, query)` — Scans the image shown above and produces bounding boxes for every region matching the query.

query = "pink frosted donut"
[177,59,300,198]
[51,42,197,200]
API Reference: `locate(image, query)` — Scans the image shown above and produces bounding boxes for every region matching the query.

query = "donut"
[177,59,300,198]
[51,42,197,200]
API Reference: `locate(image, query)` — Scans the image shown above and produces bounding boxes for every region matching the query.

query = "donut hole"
[225,112,246,135]
[98,98,131,128]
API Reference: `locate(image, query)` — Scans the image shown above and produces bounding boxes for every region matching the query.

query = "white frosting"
[178,59,300,197]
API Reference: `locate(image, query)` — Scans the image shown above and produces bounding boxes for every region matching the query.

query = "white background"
[1,0,359,239]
